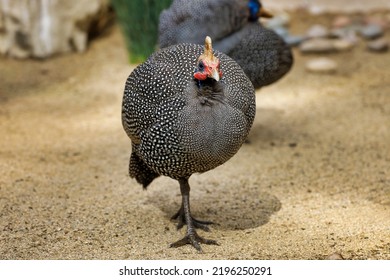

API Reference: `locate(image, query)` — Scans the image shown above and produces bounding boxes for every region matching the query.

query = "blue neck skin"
[247,0,261,22]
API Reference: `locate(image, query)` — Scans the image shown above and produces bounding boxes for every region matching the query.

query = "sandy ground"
[0,12,389,260]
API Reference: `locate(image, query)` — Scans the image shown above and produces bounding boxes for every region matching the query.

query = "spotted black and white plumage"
[121,41,255,251]
[158,0,249,49]
[122,43,255,182]
[158,0,293,88]
[214,22,293,88]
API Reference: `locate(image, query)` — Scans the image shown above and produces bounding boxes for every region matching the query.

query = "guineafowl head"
[248,0,273,22]
[194,36,222,82]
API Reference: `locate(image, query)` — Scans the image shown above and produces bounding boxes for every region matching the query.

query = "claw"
[170,231,219,252]
[170,178,219,251]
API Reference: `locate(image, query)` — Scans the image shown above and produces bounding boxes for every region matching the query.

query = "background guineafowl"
[214,21,293,88]
[159,0,293,88]
[122,37,256,251]
[158,0,250,48]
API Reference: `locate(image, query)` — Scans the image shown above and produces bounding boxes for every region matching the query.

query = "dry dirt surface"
[0,13,389,260]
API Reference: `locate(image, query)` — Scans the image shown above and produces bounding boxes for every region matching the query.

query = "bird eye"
[198,61,204,70]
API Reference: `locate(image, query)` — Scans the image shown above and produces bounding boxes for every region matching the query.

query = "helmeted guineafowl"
[122,36,256,251]
[159,0,293,88]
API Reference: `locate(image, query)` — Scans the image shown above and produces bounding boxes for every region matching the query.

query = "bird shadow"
[146,178,281,231]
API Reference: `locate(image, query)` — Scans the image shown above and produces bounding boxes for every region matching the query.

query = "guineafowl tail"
[129,149,160,189]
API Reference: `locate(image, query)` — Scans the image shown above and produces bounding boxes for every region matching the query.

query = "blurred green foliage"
[111,0,172,63]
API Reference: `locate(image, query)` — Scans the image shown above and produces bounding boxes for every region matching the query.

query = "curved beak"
[257,7,273,18]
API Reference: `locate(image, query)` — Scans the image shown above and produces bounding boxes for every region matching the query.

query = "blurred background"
[1,0,390,60]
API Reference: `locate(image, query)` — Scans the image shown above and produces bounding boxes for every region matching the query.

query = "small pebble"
[272,26,289,38]
[330,27,348,38]
[306,24,329,38]
[305,57,338,74]
[364,15,389,30]
[300,38,336,53]
[284,35,306,47]
[332,15,352,28]
[330,28,360,44]
[326,252,344,260]
[367,38,389,53]
[333,39,354,51]
[360,24,384,39]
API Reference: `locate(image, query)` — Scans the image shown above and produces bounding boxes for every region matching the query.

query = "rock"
[330,28,347,39]
[332,15,352,28]
[364,15,389,30]
[300,38,356,54]
[330,28,360,44]
[359,24,384,40]
[300,38,336,53]
[0,0,110,58]
[333,39,354,51]
[271,26,289,39]
[367,38,389,53]
[305,57,338,74]
[306,24,329,38]
[284,35,306,47]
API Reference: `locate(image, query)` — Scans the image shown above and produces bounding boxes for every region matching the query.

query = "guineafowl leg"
[171,205,213,232]
[170,178,219,251]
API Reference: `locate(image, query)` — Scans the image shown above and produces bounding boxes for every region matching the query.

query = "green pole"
[111,0,173,63]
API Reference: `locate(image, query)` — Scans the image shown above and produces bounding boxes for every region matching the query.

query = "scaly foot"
[170,229,219,252]
[171,207,213,231]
